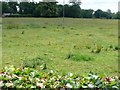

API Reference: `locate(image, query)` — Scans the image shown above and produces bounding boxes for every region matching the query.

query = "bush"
[0,66,119,89]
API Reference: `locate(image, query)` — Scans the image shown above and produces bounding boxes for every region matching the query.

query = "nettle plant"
[0,65,119,89]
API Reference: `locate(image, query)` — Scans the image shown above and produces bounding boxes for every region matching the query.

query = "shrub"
[0,66,119,89]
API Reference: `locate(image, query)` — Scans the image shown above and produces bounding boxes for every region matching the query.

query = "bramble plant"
[0,65,119,89]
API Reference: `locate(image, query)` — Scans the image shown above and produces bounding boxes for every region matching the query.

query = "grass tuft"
[7,24,19,29]
[67,53,94,62]
[22,57,45,68]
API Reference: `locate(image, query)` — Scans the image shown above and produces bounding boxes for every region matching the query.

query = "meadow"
[2,18,118,76]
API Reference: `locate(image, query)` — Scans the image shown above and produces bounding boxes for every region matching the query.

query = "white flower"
[12,74,19,78]
[92,75,98,79]
[41,79,46,83]
[31,72,35,77]
[18,77,22,81]
[66,83,72,88]
[88,83,94,88]
[5,82,13,87]
[115,76,118,79]
[31,86,36,88]
[86,76,91,80]
[50,70,54,73]
[0,81,4,88]
[36,82,45,88]
[69,73,73,77]
[112,86,119,89]
[82,85,88,88]
[35,78,40,82]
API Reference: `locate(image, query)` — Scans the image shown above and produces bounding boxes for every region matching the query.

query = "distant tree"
[69,0,81,5]
[94,9,104,18]
[70,4,81,18]
[57,4,63,17]
[19,2,36,15]
[81,9,94,18]
[64,4,81,18]
[106,9,112,19]
[113,12,120,19]
[33,3,42,17]
[64,4,70,17]
[2,2,11,13]
[8,2,18,13]
[0,2,2,16]
[33,2,58,17]
[19,2,28,14]
[42,0,57,2]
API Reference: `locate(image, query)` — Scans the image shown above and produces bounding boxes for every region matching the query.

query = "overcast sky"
[34,0,119,13]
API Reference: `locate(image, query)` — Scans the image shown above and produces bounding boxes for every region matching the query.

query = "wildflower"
[66,83,72,88]
[88,83,94,88]
[0,81,4,88]
[5,82,13,88]
[36,82,45,88]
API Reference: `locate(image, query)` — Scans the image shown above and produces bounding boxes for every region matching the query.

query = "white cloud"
[82,0,119,12]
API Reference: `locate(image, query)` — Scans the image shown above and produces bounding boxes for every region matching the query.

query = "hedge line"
[0,65,120,89]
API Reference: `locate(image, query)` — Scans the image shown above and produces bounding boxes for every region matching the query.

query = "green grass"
[2,18,118,76]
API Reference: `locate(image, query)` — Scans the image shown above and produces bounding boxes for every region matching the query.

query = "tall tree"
[19,2,36,14]
[81,9,94,18]
[57,4,63,17]
[33,2,58,17]
[2,2,10,13]
[94,9,103,18]
[64,4,81,18]
[106,9,112,19]
[8,2,18,13]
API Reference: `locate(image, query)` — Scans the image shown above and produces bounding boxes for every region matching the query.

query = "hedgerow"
[0,65,119,89]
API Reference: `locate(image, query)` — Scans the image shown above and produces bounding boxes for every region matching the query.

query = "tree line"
[2,1,120,19]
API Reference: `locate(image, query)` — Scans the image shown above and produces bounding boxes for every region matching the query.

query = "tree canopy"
[1,1,120,19]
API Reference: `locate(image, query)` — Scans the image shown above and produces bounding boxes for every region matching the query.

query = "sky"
[34,0,119,13]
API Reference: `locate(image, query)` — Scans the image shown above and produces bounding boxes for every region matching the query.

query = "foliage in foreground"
[0,66,119,89]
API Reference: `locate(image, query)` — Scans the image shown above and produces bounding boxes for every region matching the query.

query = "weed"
[66,52,74,59]
[42,26,47,28]
[70,27,74,30]
[109,45,119,51]
[67,53,94,61]
[75,33,79,35]
[22,57,45,68]
[62,27,65,29]
[21,31,24,34]
[58,24,61,26]
[7,24,19,29]
[118,35,120,38]
[113,46,119,51]
[109,45,113,49]
[86,46,91,49]
[91,44,103,53]
[88,34,93,36]
[3,34,6,37]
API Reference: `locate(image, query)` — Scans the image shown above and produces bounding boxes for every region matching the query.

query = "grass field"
[2,18,118,76]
